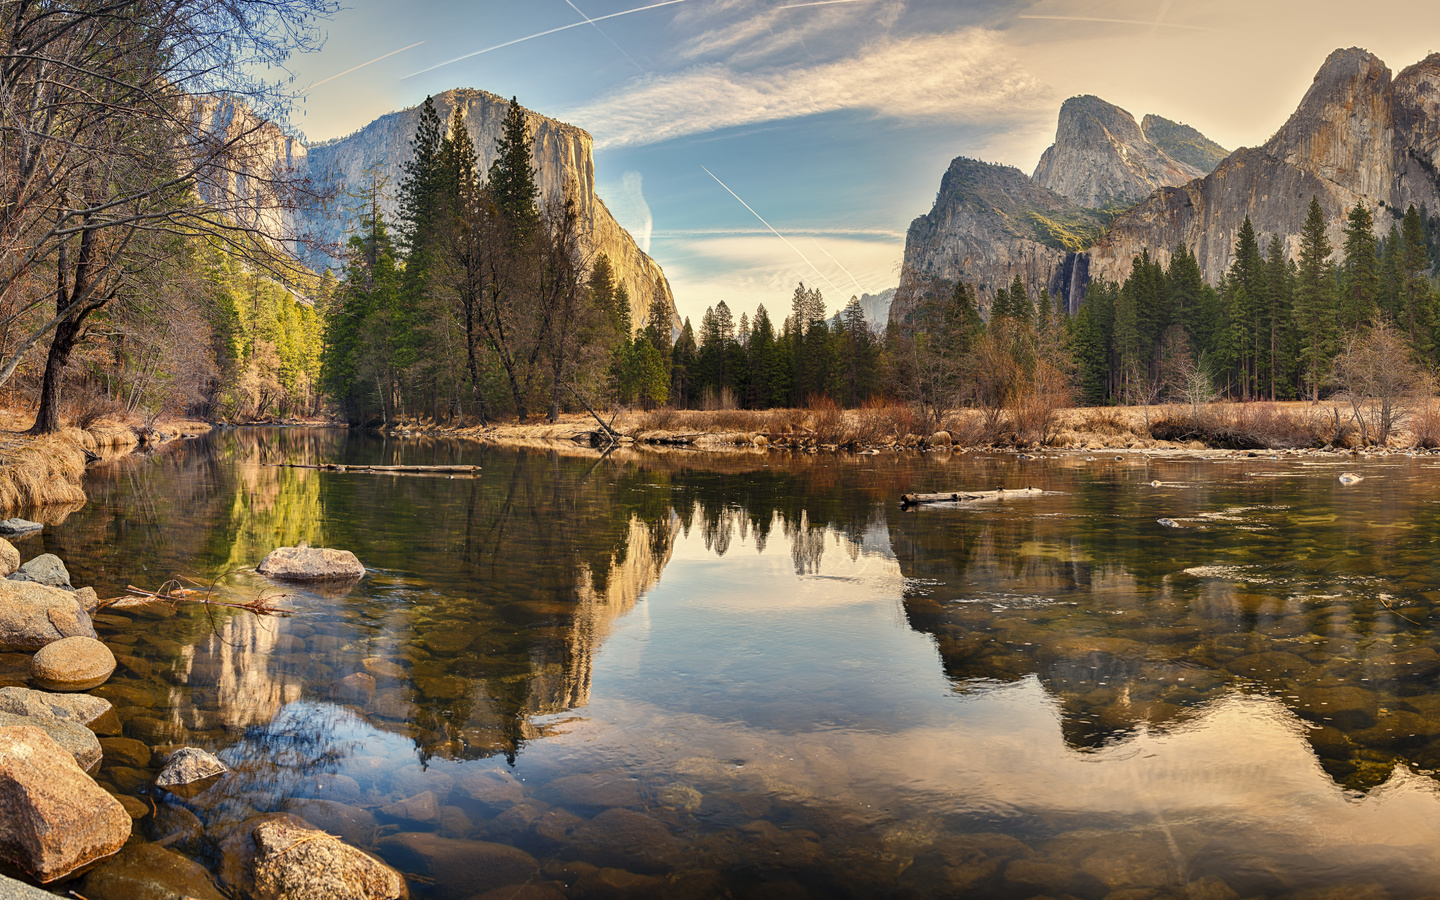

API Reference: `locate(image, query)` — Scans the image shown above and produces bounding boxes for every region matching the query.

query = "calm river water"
[23,428,1440,898]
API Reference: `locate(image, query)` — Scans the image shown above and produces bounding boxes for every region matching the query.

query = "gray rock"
[219,813,313,898]
[30,634,115,691]
[249,819,406,900]
[281,798,378,847]
[0,580,97,651]
[0,710,102,770]
[0,686,112,726]
[0,873,57,899]
[257,545,366,581]
[78,840,226,900]
[380,790,440,825]
[0,520,40,537]
[376,832,534,900]
[10,554,71,589]
[0,724,130,882]
[0,540,17,578]
[154,746,228,794]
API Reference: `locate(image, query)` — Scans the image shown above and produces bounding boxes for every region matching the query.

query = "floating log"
[900,487,1052,508]
[264,463,480,474]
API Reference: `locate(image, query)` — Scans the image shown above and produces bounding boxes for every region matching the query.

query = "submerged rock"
[79,840,226,900]
[0,724,129,882]
[376,832,534,900]
[257,545,365,581]
[0,686,112,726]
[0,520,41,537]
[10,554,71,589]
[30,635,115,691]
[0,580,97,651]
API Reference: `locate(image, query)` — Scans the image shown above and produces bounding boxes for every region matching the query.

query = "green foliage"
[1027,211,1107,252]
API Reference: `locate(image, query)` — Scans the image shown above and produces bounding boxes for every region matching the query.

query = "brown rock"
[219,812,314,897]
[0,710,101,770]
[282,798,378,846]
[153,746,228,795]
[0,580,97,651]
[0,539,18,578]
[381,790,440,824]
[376,832,536,900]
[0,724,130,881]
[99,737,152,769]
[78,840,226,900]
[30,635,115,691]
[257,545,366,581]
[0,686,112,725]
[251,820,407,900]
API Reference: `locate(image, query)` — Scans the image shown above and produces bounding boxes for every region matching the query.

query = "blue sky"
[285,0,1440,325]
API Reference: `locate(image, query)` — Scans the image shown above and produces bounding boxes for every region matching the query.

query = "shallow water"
[23,429,1440,898]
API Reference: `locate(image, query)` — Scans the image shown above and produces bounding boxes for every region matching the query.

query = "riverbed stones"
[29,635,115,691]
[0,540,17,578]
[380,790,440,825]
[0,686,111,726]
[257,545,366,581]
[80,840,226,900]
[248,819,407,900]
[282,798,378,847]
[0,711,101,770]
[0,724,129,882]
[0,580,96,651]
[376,833,535,900]
[0,520,41,537]
[9,554,71,589]
[154,746,228,795]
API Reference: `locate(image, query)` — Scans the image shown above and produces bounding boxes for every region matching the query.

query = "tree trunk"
[29,315,84,435]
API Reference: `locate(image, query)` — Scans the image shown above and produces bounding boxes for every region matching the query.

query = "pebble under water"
[19,428,1440,899]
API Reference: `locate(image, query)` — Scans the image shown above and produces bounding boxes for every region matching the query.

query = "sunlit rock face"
[1033,95,1209,209]
[302,89,678,334]
[1090,48,1440,285]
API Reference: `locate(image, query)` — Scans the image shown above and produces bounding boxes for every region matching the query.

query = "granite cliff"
[301,89,676,332]
[1032,95,1211,208]
[1090,48,1440,284]
[897,48,1440,324]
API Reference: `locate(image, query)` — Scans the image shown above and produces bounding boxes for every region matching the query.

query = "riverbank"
[392,400,1440,456]
[0,410,211,519]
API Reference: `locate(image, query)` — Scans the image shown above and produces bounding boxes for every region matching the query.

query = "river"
[28,428,1440,898]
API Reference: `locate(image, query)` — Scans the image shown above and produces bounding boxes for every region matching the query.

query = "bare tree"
[1,0,335,433]
[1330,319,1432,446]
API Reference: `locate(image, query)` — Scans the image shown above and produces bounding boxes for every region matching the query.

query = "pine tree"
[1264,235,1297,398]
[397,96,444,253]
[1340,203,1380,330]
[488,97,541,241]
[1228,218,1265,398]
[1294,197,1337,400]
[1008,274,1030,325]
[1400,204,1434,358]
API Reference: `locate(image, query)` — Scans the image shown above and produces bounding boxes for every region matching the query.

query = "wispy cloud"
[571,29,1046,149]
[1016,14,1217,31]
[301,41,425,94]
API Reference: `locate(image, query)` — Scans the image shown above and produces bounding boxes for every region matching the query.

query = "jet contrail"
[811,238,867,295]
[404,0,692,79]
[1017,14,1215,31]
[779,0,872,8]
[301,41,427,94]
[701,166,841,295]
[565,0,646,73]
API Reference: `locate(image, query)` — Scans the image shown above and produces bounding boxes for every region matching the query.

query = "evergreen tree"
[670,318,697,407]
[1227,218,1265,398]
[1264,235,1297,398]
[1400,204,1435,358]
[397,96,444,253]
[488,97,541,241]
[1340,203,1380,330]
[1008,274,1030,325]
[1293,196,1337,400]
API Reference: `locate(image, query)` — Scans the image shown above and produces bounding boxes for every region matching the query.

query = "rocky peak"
[1141,115,1228,174]
[1032,95,1209,208]
[1264,47,1395,199]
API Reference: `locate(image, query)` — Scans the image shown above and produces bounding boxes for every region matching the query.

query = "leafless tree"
[1330,319,1433,446]
[1,0,335,432]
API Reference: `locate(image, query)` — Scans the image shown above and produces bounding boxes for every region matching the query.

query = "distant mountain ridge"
[895,47,1440,324]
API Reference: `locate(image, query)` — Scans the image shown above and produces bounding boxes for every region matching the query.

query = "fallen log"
[900,487,1053,508]
[264,463,480,474]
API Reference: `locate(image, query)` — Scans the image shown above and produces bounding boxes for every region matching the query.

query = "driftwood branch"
[900,487,1054,508]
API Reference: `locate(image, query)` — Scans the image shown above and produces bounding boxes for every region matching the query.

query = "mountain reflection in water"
[23,430,1440,898]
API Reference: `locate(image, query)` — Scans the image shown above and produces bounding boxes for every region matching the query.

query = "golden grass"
[0,434,89,513]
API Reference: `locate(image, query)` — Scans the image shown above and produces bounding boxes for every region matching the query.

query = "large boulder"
[9,554,71,590]
[0,711,101,770]
[0,580,96,651]
[0,520,41,538]
[0,539,18,578]
[30,635,115,691]
[0,686,112,727]
[221,814,406,900]
[0,724,129,882]
[257,546,365,582]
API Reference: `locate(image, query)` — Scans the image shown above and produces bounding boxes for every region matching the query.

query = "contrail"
[1017,14,1215,31]
[701,166,841,295]
[404,0,693,79]
[301,41,426,94]
[811,238,867,295]
[778,0,872,8]
[565,0,646,73]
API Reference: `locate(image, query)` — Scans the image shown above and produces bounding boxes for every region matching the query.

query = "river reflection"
[22,431,1440,898]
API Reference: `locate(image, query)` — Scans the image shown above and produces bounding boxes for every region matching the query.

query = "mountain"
[300,89,677,332]
[857,289,896,329]
[896,48,1440,324]
[1032,95,1215,208]
[1090,48,1440,285]
[893,158,1102,321]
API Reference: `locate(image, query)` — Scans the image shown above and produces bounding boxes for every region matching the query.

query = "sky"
[283,0,1440,325]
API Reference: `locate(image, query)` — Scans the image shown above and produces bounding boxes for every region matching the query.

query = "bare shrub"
[1152,403,1331,449]
[805,396,845,443]
[1330,321,1432,446]
[1413,398,1440,449]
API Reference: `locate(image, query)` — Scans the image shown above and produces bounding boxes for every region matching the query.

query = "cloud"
[601,172,654,253]
[568,29,1048,149]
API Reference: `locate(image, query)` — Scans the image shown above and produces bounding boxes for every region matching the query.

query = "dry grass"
[0,434,89,512]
